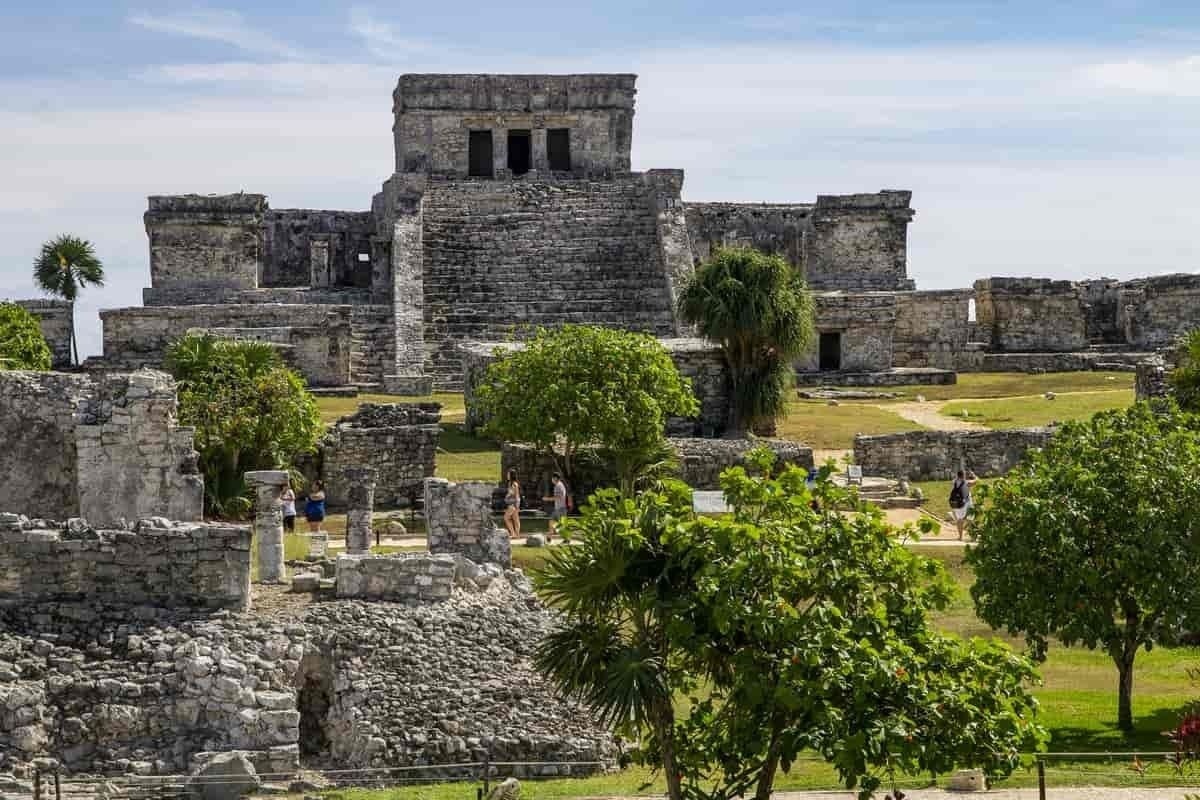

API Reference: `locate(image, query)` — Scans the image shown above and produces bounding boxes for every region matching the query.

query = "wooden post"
[54,770,61,800]
[1037,758,1046,800]
[33,769,41,800]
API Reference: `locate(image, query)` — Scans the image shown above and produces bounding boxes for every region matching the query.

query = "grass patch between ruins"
[778,400,926,450]
[869,371,1134,403]
[940,388,1134,429]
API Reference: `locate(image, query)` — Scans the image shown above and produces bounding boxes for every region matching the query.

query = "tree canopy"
[476,325,698,496]
[33,234,104,365]
[677,247,815,436]
[1168,329,1200,412]
[166,334,322,517]
[0,303,52,371]
[536,454,1043,800]
[969,401,1200,732]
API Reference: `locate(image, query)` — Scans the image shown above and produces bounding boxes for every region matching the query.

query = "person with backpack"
[949,469,977,540]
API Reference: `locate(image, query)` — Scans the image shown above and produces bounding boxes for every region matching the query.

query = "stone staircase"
[419,177,678,388]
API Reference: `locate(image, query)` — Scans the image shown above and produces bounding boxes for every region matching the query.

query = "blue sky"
[3,2,1200,355]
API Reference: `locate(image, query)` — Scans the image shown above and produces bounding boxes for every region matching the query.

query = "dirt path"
[875,400,988,431]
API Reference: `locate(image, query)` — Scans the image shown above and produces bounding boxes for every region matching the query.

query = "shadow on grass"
[440,423,500,453]
[1046,704,1190,752]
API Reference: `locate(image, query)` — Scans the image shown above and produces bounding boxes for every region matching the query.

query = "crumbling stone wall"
[799,293,897,373]
[318,403,440,509]
[145,194,266,291]
[853,428,1054,481]
[462,337,730,437]
[893,289,979,370]
[13,299,73,368]
[393,73,636,176]
[671,438,814,489]
[0,516,250,613]
[424,478,511,568]
[974,278,1087,352]
[335,553,456,603]
[1117,274,1200,349]
[0,370,202,526]
[263,209,375,289]
[1135,356,1170,401]
[685,202,810,276]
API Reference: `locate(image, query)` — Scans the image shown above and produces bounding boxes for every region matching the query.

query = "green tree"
[535,457,1043,800]
[677,247,815,437]
[476,325,698,496]
[33,234,105,365]
[0,303,52,371]
[165,334,323,517]
[969,401,1200,733]
[1167,329,1200,411]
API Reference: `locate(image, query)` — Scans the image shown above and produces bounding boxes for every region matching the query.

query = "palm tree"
[678,247,815,437]
[33,234,105,365]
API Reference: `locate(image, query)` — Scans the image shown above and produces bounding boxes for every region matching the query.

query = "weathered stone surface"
[853,428,1055,481]
[189,751,260,800]
[974,278,1087,352]
[0,370,202,526]
[425,479,511,568]
[342,466,377,554]
[12,299,74,369]
[671,438,815,489]
[1117,274,1200,349]
[335,553,456,603]
[246,471,288,585]
[316,404,440,509]
[1135,355,1171,401]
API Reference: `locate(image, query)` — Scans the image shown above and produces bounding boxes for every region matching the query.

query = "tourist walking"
[544,473,570,540]
[503,469,521,539]
[305,480,327,533]
[949,469,977,540]
[281,481,297,532]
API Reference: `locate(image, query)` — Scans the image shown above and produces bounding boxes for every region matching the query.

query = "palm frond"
[33,234,105,301]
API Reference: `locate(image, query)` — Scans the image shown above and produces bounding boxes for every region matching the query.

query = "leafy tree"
[535,456,1043,800]
[476,325,698,496]
[0,303,52,371]
[677,247,815,436]
[969,401,1200,733]
[1167,329,1200,411]
[33,234,105,365]
[165,334,322,517]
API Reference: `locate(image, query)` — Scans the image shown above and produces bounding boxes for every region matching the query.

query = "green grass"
[912,478,996,520]
[868,371,1134,403]
[315,392,466,424]
[779,400,926,450]
[941,389,1134,429]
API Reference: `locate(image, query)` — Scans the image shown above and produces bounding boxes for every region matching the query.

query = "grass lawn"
[871,371,1134,403]
[912,478,996,520]
[315,392,466,424]
[778,400,925,450]
[940,388,1134,429]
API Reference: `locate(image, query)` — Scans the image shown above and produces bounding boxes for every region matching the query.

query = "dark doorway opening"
[819,332,842,371]
[296,652,333,763]
[547,128,571,172]
[468,130,494,177]
[507,130,531,176]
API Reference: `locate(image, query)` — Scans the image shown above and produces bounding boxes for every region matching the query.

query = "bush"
[166,335,323,517]
[0,303,52,371]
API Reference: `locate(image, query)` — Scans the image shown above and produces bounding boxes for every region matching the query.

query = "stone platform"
[977,350,1148,373]
[795,367,956,387]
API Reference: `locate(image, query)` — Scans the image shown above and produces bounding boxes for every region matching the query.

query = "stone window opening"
[295,652,334,764]
[468,130,494,177]
[547,128,571,171]
[819,331,842,371]
[967,297,977,323]
[507,129,531,176]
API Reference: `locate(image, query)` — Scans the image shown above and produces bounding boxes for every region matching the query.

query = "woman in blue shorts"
[305,480,326,533]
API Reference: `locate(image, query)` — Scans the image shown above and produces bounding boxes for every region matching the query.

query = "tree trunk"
[1116,651,1136,733]
[653,701,683,800]
[754,731,783,800]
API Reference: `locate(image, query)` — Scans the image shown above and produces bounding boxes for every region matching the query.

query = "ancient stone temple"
[92,73,922,390]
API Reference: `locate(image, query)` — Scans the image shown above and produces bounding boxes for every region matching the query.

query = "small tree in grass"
[536,455,1044,800]
[33,234,105,365]
[677,247,815,437]
[166,334,322,517]
[1168,329,1200,411]
[476,325,698,497]
[969,401,1200,733]
[0,303,52,371]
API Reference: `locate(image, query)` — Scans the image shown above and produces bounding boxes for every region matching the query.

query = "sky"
[2,1,1200,357]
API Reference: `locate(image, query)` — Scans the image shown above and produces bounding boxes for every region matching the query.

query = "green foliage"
[678,247,815,435]
[166,335,322,517]
[476,325,698,496]
[33,234,104,365]
[0,303,52,371]
[1168,329,1200,412]
[535,453,1043,800]
[968,401,1200,733]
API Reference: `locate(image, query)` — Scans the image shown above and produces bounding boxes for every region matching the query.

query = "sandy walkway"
[876,400,988,432]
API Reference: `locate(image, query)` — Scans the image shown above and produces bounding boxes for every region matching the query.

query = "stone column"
[245,470,289,583]
[344,466,377,554]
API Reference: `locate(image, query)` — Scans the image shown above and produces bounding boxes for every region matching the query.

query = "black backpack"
[949,481,965,509]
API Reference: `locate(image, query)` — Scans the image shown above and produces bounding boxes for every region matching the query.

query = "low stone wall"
[853,428,1055,481]
[319,404,441,508]
[673,438,814,489]
[1135,356,1171,400]
[13,299,73,368]
[1118,274,1200,349]
[978,351,1148,373]
[188,325,351,386]
[425,479,511,568]
[0,370,203,526]
[335,553,456,603]
[0,516,251,613]
[461,337,731,437]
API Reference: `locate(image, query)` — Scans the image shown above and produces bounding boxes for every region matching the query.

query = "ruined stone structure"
[12,299,74,369]
[0,370,202,526]
[424,478,512,568]
[853,428,1055,481]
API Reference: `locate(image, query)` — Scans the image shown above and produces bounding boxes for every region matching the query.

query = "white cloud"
[347,7,443,61]
[129,10,307,60]
[1082,54,1200,96]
